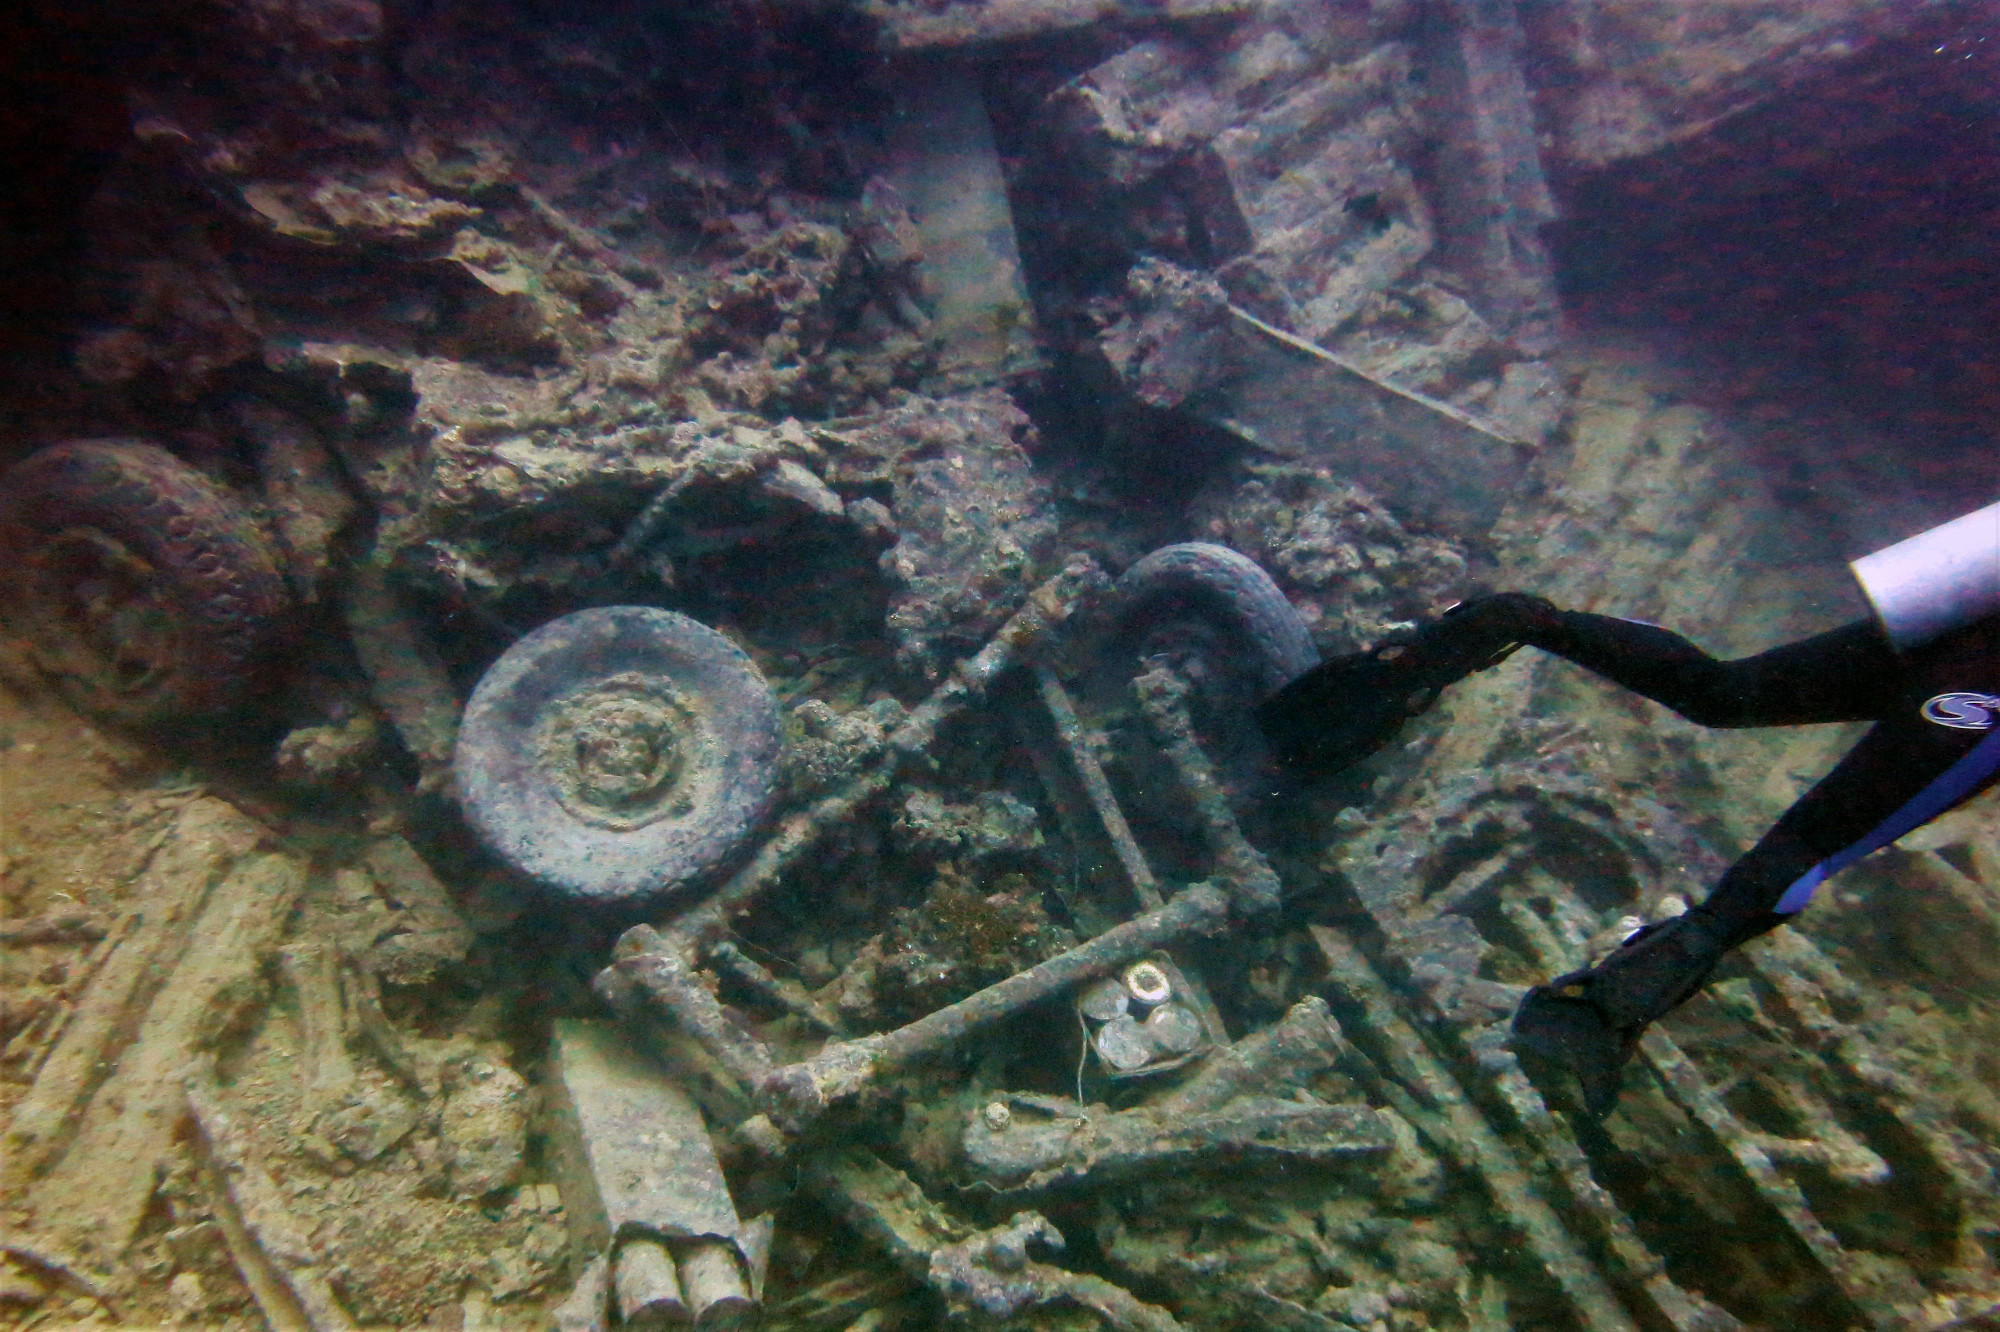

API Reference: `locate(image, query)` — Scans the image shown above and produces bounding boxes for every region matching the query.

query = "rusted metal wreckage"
[5,0,1999,1327]
[550,550,2000,1332]
[554,7,2000,1322]
[409,0,2000,1325]
[15,555,2000,1331]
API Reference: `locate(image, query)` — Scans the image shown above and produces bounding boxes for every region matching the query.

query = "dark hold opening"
[1549,28,2000,542]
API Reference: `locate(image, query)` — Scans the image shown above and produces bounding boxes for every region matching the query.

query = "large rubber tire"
[1113,542,1318,698]
[0,439,291,724]
[455,606,783,903]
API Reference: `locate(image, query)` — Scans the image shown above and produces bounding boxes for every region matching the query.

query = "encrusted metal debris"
[965,997,1392,1194]
[584,512,2000,1331]
[187,1074,360,1332]
[4,801,301,1278]
[675,554,1106,949]
[861,0,1247,52]
[543,1019,771,1332]
[4,1,1999,1329]
[1132,665,1281,914]
[1320,748,2000,1331]
[804,1147,1188,1331]
[1206,305,1537,533]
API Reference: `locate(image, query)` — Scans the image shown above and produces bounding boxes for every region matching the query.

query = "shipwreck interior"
[0,3,1999,1332]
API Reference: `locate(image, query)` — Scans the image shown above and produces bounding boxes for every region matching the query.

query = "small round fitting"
[1122,960,1173,1007]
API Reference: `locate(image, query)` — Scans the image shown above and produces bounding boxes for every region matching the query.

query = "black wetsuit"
[1524,610,2000,946]
[1254,596,2000,1115]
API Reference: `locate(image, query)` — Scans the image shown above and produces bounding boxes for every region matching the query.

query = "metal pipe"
[1034,665,1162,911]
[759,885,1231,1135]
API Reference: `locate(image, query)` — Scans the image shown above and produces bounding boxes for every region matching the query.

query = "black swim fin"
[1256,593,1557,777]
[1511,910,1729,1118]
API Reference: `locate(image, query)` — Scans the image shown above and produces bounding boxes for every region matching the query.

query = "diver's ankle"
[1577,910,1728,1030]
[1382,593,1554,680]
[1452,592,1560,642]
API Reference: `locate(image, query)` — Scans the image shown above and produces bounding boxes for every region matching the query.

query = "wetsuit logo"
[1921,692,2000,730]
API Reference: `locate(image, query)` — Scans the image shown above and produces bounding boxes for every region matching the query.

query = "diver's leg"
[1258,593,1563,775]
[1258,600,1894,777]
[1644,615,2000,940]
[1531,615,1894,727]
[1509,908,1734,1118]
[1704,698,2000,929]
[1514,692,2000,1116]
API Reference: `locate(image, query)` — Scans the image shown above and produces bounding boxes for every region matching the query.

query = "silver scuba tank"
[1850,499,2000,651]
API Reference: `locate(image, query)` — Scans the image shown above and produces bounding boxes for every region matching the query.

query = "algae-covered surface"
[1,2,1999,1329]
